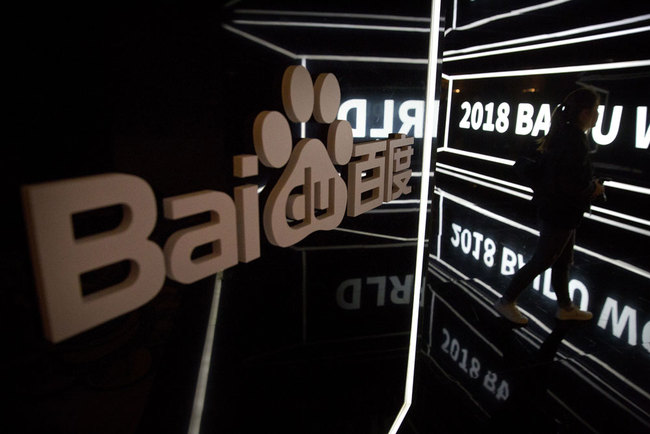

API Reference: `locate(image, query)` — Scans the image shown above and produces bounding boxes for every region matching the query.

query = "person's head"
[538,88,600,151]
[559,88,600,131]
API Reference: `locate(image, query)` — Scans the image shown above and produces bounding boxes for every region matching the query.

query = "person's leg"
[551,231,593,320]
[501,223,573,303]
[550,229,575,309]
[495,222,573,324]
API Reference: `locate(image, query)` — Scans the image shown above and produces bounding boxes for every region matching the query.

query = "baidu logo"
[247,65,414,247]
[21,65,415,342]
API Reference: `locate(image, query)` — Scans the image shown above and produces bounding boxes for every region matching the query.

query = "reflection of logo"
[21,65,415,342]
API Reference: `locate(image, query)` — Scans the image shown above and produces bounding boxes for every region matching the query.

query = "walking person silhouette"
[495,88,605,325]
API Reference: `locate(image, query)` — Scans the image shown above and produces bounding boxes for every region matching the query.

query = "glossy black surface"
[3,1,649,433]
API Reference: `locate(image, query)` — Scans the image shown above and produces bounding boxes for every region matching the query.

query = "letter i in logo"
[233,154,261,262]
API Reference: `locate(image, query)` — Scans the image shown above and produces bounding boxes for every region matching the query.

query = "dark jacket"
[534,123,596,229]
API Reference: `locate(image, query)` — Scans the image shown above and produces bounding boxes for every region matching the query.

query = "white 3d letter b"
[22,173,165,343]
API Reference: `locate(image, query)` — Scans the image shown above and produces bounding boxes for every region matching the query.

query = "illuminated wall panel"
[423,1,650,431]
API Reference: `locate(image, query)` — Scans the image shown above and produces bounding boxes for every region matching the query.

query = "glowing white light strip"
[428,254,470,280]
[301,58,307,138]
[604,180,650,195]
[333,227,418,242]
[437,162,532,193]
[297,242,417,252]
[547,390,600,432]
[444,26,650,62]
[451,0,458,29]
[437,195,444,257]
[567,359,650,417]
[435,168,531,199]
[444,0,574,35]
[447,60,650,80]
[222,24,296,58]
[297,54,428,64]
[188,273,223,434]
[442,78,454,148]
[233,9,431,23]
[435,167,533,200]
[437,188,650,279]
[444,15,650,56]
[224,23,429,64]
[389,1,441,432]
[591,205,650,227]
[437,147,515,165]
[427,290,437,350]
[561,361,650,419]
[585,213,650,237]
[367,208,420,214]
[232,19,430,33]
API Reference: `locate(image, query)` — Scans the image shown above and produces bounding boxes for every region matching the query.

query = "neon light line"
[300,59,307,138]
[427,289,436,351]
[447,60,650,80]
[444,15,650,56]
[187,273,223,434]
[442,78,454,148]
[566,358,650,418]
[444,26,650,62]
[333,227,418,242]
[224,23,429,64]
[428,254,470,280]
[591,205,650,227]
[435,167,533,199]
[222,24,296,58]
[436,162,532,193]
[366,208,421,214]
[295,242,417,251]
[389,1,441,432]
[232,19,430,33]
[296,54,428,64]
[233,9,431,23]
[585,213,650,237]
[605,180,650,195]
[437,147,515,165]
[547,390,600,432]
[437,195,444,257]
[560,362,650,422]
[444,0,574,35]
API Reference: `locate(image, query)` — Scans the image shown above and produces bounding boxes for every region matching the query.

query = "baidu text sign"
[22,66,415,343]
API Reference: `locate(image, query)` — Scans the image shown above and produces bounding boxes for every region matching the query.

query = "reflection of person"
[495,88,605,325]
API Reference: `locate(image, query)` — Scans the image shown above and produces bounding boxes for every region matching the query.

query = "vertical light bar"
[388,0,442,432]
[187,273,224,434]
[442,78,453,148]
[452,0,458,29]
[301,57,307,138]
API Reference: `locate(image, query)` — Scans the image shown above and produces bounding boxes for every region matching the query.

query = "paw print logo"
[253,65,353,247]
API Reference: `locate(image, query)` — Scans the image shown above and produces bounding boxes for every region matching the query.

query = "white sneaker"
[494,299,528,325]
[556,304,593,321]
